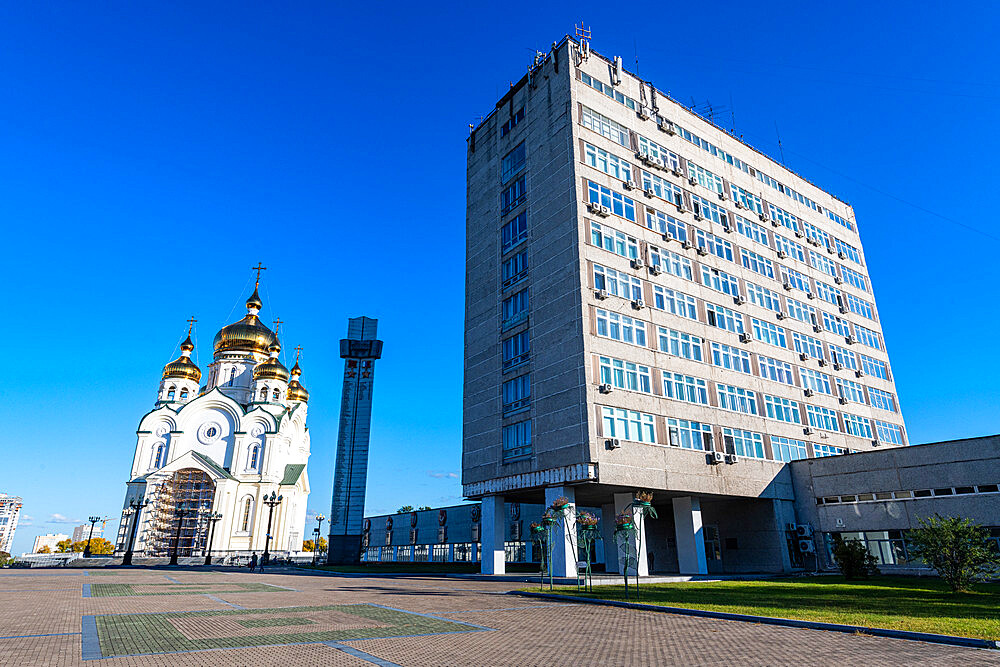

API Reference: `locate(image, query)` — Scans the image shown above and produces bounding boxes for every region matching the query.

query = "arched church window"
[167,386,176,400]
[259,387,268,400]
[272,389,280,401]
[180,388,188,400]
[153,444,166,469]
[249,444,259,470]
[241,497,253,531]
[227,368,236,387]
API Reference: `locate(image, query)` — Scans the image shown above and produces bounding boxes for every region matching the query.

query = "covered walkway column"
[480,495,505,574]
[673,496,708,575]
[613,493,648,576]
[544,486,577,578]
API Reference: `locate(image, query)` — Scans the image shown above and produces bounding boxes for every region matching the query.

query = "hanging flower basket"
[634,490,654,506]
[550,496,571,511]
[577,512,599,528]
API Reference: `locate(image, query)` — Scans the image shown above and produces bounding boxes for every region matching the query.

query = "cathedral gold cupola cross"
[294,345,303,361]
[252,262,267,288]
[273,317,284,334]
[186,316,197,334]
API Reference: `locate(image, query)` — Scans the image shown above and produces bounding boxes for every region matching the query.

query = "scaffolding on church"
[144,469,216,557]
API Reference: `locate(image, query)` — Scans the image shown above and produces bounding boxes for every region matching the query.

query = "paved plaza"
[0,567,996,666]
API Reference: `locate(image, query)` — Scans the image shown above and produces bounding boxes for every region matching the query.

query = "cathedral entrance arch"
[146,468,216,557]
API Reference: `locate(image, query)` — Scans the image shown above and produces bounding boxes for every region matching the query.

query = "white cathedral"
[117,280,311,559]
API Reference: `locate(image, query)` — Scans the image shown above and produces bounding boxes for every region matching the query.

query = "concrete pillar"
[448,544,455,562]
[601,503,617,572]
[472,542,478,563]
[544,486,577,578]
[673,496,708,575]
[392,545,398,562]
[614,493,649,576]
[771,499,795,573]
[480,495,505,574]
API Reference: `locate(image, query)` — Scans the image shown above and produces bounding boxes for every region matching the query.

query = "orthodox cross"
[272,317,284,334]
[186,316,197,334]
[294,345,303,362]
[252,262,267,288]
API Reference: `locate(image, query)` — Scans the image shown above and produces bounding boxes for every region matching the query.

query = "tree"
[38,546,52,554]
[56,539,73,553]
[302,539,315,552]
[831,535,879,579]
[315,537,327,553]
[907,514,1000,592]
[417,506,433,511]
[396,506,414,513]
[83,538,115,555]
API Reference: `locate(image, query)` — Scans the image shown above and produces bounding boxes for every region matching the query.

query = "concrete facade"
[463,36,907,575]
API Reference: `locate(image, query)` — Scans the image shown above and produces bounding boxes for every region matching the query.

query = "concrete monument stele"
[328,316,383,564]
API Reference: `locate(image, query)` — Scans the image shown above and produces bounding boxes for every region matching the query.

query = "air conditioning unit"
[598,205,611,217]
[622,178,634,191]
[812,325,822,333]
[776,312,785,320]
[839,396,848,405]
[632,298,646,309]
[855,369,865,378]
[735,200,745,209]
[632,258,646,270]
[771,219,780,228]
[803,426,813,435]
[818,358,827,366]
[717,191,727,201]
[739,332,752,344]
[681,240,693,250]
[839,306,848,314]
[652,157,665,169]
[649,264,663,275]
[635,151,646,162]
[636,107,650,121]
[587,202,610,217]
[833,362,843,371]
[846,335,857,345]
[733,295,746,306]
[657,118,676,135]
[677,204,688,214]
[871,439,881,448]
[606,438,621,449]
[596,289,609,300]
[688,176,698,186]
[809,238,821,247]
[834,276,843,285]
[672,166,683,177]
[724,453,739,464]
[644,187,655,198]
[806,292,816,300]
[804,388,815,397]
[798,539,815,554]
[777,250,788,259]
[696,246,708,256]
[694,212,704,221]
[662,232,674,243]
[599,383,613,394]
[707,451,725,464]
[794,230,804,238]
[782,281,792,291]
[799,352,809,361]
[759,213,769,222]
[827,246,835,255]
[722,221,732,233]
[795,524,814,537]
[838,251,847,259]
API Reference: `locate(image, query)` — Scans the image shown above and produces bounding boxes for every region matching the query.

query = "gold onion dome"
[213,289,277,356]
[162,335,202,382]
[253,342,290,382]
[287,357,309,402]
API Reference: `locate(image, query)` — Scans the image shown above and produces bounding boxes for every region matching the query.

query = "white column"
[601,503,617,572]
[544,486,577,578]
[480,495,506,574]
[613,493,649,576]
[673,496,708,575]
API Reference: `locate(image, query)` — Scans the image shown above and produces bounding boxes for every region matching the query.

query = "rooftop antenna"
[575,22,591,41]
[633,38,639,76]
[775,121,786,165]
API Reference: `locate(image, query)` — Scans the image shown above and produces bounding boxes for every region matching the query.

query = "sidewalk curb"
[511,591,1000,651]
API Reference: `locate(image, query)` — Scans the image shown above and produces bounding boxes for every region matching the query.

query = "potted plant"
[615,510,635,531]
[550,496,571,511]
[541,509,558,526]
[577,512,599,529]
[634,490,654,506]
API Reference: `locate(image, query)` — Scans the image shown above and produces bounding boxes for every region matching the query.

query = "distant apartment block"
[0,494,23,554]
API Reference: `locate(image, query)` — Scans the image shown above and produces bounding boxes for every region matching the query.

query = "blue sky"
[2,2,998,555]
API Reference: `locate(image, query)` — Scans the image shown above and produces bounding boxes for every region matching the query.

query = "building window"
[644,209,687,242]
[501,212,527,252]
[765,396,801,424]
[705,303,744,333]
[809,250,837,277]
[637,135,679,170]
[710,342,751,374]
[502,331,529,371]
[502,374,531,414]
[814,280,841,306]
[841,266,869,292]
[868,387,897,412]
[179,389,188,400]
[591,222,638,260]
[834,238,862,264]
[822,312,851,337]
[843,413,873,438]
[500,175,526,216]
[780,266,811,293]
[791,332,824,359]
[874,420,904,445]
[502,421,532,459]
[599,356,651,393]
[752,318,787,348]
[722,427,766,460]
[828,344,858,370]
[845,293,875,320]
[153,444,167,469]
[640,170,684,206]
[806,405,840,432]
[240,497,254,532]
[800,367,833,395]
[767,203,799,233]
[771,436,809,462]
[694,228,733,261]
[700,265,739,297]
[774,234,806,262]
[663,373,708,405]
[227,368,236,387]
[596,309,647,347]
[248,445,260,470]
[581,106,629,146]
[584,142,632,182]
[667,418,712,450]
[500,142,526,182]
[601,407,656,443]
[859,354,889,380]
[501,251,528,289]
[758,355,795,385]
[747,282,781,312]
[740,249,774,279]
[167,386,176,400]
[854,324,882,350]
[653,286,698,320]
[786,297,816,325]
[594,265,642,300]
[733,214,769,246]
[659,327,703,361]
[729,184,763,214]
[687,161,724,194]
[272,389,280,401]
[587,181,636,221]
[836,378,865,404]
[502,290,528,328]
[717,383,758,415]
[259,387,268,400]
[649,246,692,280]
[813,443,846,457]
[499,106,524,137]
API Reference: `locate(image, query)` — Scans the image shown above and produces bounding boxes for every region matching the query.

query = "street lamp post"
[83,515,102,558]
[262,492,283,566]
[169,502,191,566]
[122,496,150,566]
[203,512,223,566]
[313,514,325,565]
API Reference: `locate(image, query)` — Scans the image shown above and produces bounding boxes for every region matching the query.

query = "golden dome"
[290,360,302,376]
[162,353,202,382]
[213,314,277,356]
[287,379,310,402]
[253,342,289,382]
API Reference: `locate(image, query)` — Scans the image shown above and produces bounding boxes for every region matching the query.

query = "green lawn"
[542,576,1000,640]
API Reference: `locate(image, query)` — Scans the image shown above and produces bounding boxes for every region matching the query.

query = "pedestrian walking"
[249,552,258,573]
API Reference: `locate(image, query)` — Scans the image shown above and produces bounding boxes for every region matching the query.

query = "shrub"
[907,514,1000,592]
[831,536,879,579]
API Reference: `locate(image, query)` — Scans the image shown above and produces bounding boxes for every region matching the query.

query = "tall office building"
[0,494,23,554]
[464,37,906,576]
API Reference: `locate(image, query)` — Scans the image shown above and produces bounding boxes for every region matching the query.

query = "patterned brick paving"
[0,567,995,665]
